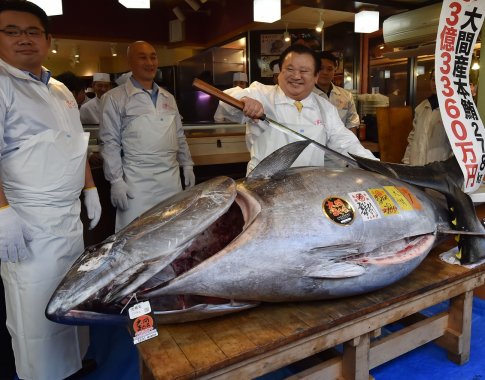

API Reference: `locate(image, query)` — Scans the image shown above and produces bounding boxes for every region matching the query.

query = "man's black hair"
[279,44,321,75]
[317,51,339,68]
[0,0,50,36]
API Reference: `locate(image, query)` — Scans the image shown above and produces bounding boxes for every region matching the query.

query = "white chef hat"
[115,72,132,86]
[85,87,94,93]
[233,72,248,83]
[93,73,110,82]
[273,64,280,74]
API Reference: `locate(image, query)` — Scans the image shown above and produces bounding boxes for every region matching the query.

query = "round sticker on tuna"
[322,197,354,225]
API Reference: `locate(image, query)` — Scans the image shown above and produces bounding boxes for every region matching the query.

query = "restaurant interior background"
[44,0,482,123]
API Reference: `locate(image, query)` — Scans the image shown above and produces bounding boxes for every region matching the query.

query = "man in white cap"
[232,72,248,89]
[80,72,111,124]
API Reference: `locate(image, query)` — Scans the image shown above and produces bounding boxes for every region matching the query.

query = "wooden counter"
[138,241,485,380]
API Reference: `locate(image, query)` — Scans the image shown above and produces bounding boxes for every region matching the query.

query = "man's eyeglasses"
[0,27,46,38]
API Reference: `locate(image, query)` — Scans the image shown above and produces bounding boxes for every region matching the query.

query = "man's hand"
[241,97,265,120]
[0,206,33,262]
[110,179,134,210]
[183,166,196,188]
[83,187,102,229]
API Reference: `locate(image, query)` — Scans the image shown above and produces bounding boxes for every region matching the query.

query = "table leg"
[342,333,371,380]
[435,290,473,365]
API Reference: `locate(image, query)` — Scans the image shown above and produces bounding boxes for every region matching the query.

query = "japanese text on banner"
[435,0,485,193]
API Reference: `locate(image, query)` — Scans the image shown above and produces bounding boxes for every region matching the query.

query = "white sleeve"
[99,92,124,182]
[325,105,377,160]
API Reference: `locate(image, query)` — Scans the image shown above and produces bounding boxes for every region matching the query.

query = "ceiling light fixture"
[110,44,118,57]
[51,40,58,54]
[315,10,324,32]
[354,10,379,33]
[472,54,480,70]
[185,0,200,11]
[173,6,186,22]
[283,23,290,42]
[253,0,281,23]
[200,0,208,3]
[30,0,62,16]
[118,0,150,9]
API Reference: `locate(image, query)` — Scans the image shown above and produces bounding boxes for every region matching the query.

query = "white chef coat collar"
[274,85,316,109]
[126,77,170,98]
[0,58,51,85]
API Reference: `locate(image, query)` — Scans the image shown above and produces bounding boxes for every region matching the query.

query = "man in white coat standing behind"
[100,41,195,231]
[0,1,101,379]
[79,72,111,125]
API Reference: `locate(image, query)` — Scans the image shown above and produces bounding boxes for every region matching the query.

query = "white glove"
[183,166,196,188]
[83,187,102,230]
[0,206,33,263]
[110,179,134,211]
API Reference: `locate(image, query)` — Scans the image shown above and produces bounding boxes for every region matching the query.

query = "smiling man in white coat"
[216,44,376,174]
[0,1,101,379]
[100,41,195,231]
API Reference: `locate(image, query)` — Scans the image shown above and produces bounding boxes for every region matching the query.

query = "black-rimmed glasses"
[0,27,46,38]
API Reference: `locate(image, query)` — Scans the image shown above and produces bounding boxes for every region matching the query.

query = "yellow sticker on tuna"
[368,188,399,216]
[384,186,413,211]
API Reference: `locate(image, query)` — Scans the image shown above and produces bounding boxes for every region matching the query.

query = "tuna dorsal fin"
[349,154,485,264]
[248,140,311,179]
[348,155,463,193]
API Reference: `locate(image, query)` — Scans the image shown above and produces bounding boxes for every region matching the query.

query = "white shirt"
[402,97,453,165]
[216,81,375,173]
[314,83,360,130]
[80,96,102,124]
[99,78,193,182]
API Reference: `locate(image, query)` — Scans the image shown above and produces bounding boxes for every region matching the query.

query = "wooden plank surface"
[138,241,485,379]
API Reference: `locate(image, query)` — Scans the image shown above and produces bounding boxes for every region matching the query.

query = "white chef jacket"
[402,98,453,165]
[0,58,88,380]
[216,81,375,173]
[79,96,102,125]
[100,78,193,183]
[314,83,360,130]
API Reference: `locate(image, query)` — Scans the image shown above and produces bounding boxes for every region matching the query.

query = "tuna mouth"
[49,189,261,325]
[53,294,259,326]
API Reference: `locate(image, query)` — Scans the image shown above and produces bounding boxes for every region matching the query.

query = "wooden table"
[138,242,485,380]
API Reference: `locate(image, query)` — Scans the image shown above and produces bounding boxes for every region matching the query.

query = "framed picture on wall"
[259,55,280,77]
[261,33,289,55]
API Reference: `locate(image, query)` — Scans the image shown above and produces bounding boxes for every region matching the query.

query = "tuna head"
[46,176,259,325]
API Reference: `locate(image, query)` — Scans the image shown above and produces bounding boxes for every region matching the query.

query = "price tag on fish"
[128,301,159,345]
[128,301,151,319]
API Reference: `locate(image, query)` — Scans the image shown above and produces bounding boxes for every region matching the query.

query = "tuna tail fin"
[349,154,485,264]
[248,140,312,179]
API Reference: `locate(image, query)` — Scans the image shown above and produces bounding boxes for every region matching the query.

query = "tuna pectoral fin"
[248,140,311,179]
[304,262,365,278]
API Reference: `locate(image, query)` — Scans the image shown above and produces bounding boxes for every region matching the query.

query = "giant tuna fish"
[46,141,485,325]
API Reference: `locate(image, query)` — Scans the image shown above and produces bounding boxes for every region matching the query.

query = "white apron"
[0,129,89,380]
[116,113,182,231]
